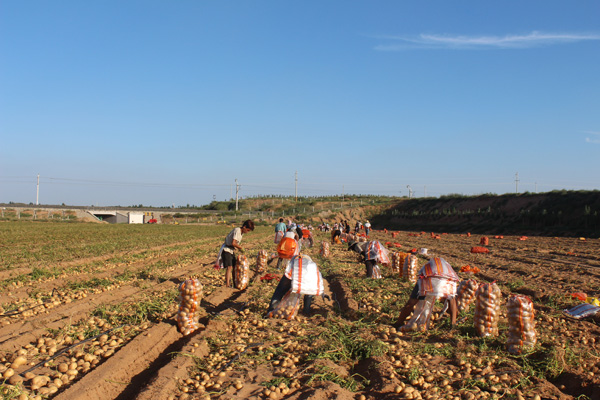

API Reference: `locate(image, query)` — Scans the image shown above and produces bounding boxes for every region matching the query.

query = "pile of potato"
[456,279,479,313]
[507,295,536,354]
[256,250,268,273]
[474,282,502,337]
[403,254,418,283]
[319,241,330,257]
[235,254,250,290]
[176,279,203,335]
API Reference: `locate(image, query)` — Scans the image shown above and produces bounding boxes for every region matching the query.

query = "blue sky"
[1,1,599,207]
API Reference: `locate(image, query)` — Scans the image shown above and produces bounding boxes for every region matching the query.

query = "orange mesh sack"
[177,279,203,335]
[507,295,536,354]
[457,279,479,313]
[474,283,502,337]
[267,290,301,320]
[480,237,489,246]
[403,254,418,283]
[235,254,250,290]
[319,241,330,257]
[278,237,298,259]
[256,250,268,273]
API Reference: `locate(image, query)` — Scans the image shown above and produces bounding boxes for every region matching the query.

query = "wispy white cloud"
[373,31,600,51]
[585,131,600,144]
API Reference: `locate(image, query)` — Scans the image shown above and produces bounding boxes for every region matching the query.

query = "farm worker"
[222,219,255,288]
[301,226,313,247]
[393,257,459,330]
[274,218,287,244]
[331,226,342,244]
[348,240,368,256]
[364,220,371,237]
[266,254,327,317]
[345,221,350,235]
[295,223,304,241]
[355,221,361,234]
[361,241,389,278]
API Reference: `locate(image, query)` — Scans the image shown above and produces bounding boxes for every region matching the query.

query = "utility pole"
[515,172,520,194]
[235,179,240,211]
[294,171,298,202]
[36,174,40,205]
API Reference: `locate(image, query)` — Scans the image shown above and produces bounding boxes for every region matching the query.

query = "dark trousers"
[365,259,376,278]
[267,276,313,315]
[222,251,236,286]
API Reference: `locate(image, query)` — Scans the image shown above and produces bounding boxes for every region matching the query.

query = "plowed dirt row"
[0,227,273,399]
[2,226,600,400]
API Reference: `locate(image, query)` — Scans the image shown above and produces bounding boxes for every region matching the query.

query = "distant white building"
[128,212,144,224]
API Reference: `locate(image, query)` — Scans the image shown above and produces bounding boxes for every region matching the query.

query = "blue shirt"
[275,222,287,232]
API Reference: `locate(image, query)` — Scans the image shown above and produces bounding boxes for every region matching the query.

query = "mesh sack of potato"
[365,241,390,265]
[371,264,383,279]
[274,230,284,244]
[474,282,502,337]
[256,249,268,273]
[396,252,408,278]
[390,252,401,274]
[400,295,435,332]
[358,235,367,242]
[457,279,480,313]
[507,295,536,354]
[403,254,418,283]
[176,313,200,336]
[177,279,203,335]
[319,241,330,257]
[235,254,250,290]
[267,290,301,320]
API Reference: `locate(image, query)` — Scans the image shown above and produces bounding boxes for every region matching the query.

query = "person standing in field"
[274,218,287,244]
[222,220,255,288]
[364,220,371,237]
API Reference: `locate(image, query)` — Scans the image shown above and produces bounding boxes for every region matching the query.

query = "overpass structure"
[87,210,146,224]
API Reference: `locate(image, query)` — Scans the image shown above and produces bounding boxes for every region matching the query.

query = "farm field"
[1,221,600,400]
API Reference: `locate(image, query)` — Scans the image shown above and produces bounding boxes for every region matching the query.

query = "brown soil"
[1,227,599,400]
